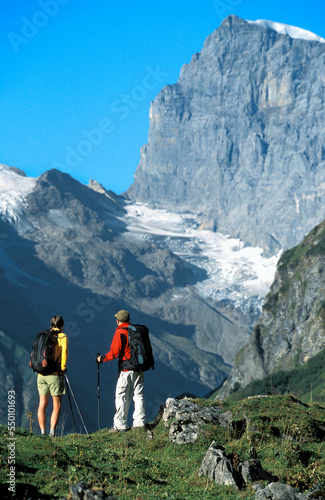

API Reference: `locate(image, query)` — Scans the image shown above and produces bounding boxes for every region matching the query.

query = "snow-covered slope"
[0,164,36,233]
[246,19,325,43]
[122,203,280,315]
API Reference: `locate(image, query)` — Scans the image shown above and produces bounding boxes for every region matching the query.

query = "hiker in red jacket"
[97,310,145,432]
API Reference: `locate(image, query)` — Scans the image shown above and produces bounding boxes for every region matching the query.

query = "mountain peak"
[245,18,325,43]
[128,15,325,255]
[0,163,27,177]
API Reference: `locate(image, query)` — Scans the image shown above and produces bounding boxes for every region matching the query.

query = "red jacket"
[102,322,130,370]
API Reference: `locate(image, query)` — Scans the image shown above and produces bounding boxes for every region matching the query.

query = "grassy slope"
[225,348,325,404]
[0,395,324,499]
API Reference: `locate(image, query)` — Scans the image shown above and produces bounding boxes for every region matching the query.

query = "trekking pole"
[64,373,90,438]
[96,353,100,431]
[65,376,76,432]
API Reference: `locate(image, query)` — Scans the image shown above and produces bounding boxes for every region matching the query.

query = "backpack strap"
[118,326,129,370]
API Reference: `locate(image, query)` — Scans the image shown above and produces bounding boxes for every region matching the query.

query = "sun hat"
[114,310,130,322]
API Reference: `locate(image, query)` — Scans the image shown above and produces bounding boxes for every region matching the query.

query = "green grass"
[278,220,325,272]
[1,395,324,499]
[227,348,325,404]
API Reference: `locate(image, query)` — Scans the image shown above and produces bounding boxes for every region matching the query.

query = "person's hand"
[96,355,103,364]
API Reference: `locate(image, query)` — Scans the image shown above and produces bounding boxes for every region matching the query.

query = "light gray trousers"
[113,370,145,430]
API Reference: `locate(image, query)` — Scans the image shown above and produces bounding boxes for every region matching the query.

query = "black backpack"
[29,329,58,375]
[120,324,155,372]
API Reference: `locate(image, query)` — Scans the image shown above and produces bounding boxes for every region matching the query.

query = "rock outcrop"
[162,396,232,444]
[162,397,322,498]
[253,482,323,500]
[66,482,118,500]
[128,15,325,254]
[198,441,242,489]
[218,219,325,398]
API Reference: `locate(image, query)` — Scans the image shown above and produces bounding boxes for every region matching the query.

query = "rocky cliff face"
[128,15,325,255]
[218,219,325,398]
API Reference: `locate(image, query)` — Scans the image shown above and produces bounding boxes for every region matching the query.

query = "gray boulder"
[198,442,276,490]
[198,441,241,489]
[239,459,275,485]
[253,482,307,499]
[68,482,118,500]
[163,397,232,443]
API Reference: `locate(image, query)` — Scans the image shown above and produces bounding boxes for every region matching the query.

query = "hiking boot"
[108,427,118,433]
[108,427,130,433]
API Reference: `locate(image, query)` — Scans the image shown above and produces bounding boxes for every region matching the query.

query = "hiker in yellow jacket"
[37,315,69,437]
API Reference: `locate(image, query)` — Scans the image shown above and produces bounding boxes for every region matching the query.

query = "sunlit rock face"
[128,15,325,255]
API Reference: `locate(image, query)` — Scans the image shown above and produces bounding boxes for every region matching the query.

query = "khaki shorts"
[37,374,65,396]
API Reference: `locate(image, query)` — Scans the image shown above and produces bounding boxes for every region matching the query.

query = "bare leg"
[38,394,50,432]
[50,395,63,432]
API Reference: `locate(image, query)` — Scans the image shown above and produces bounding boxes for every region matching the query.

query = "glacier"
[121,202,281,315]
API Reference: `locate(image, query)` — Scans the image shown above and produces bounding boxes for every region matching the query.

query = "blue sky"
[1,0,325,194]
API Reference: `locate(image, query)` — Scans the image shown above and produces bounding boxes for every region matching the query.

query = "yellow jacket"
[53,328,69,372]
